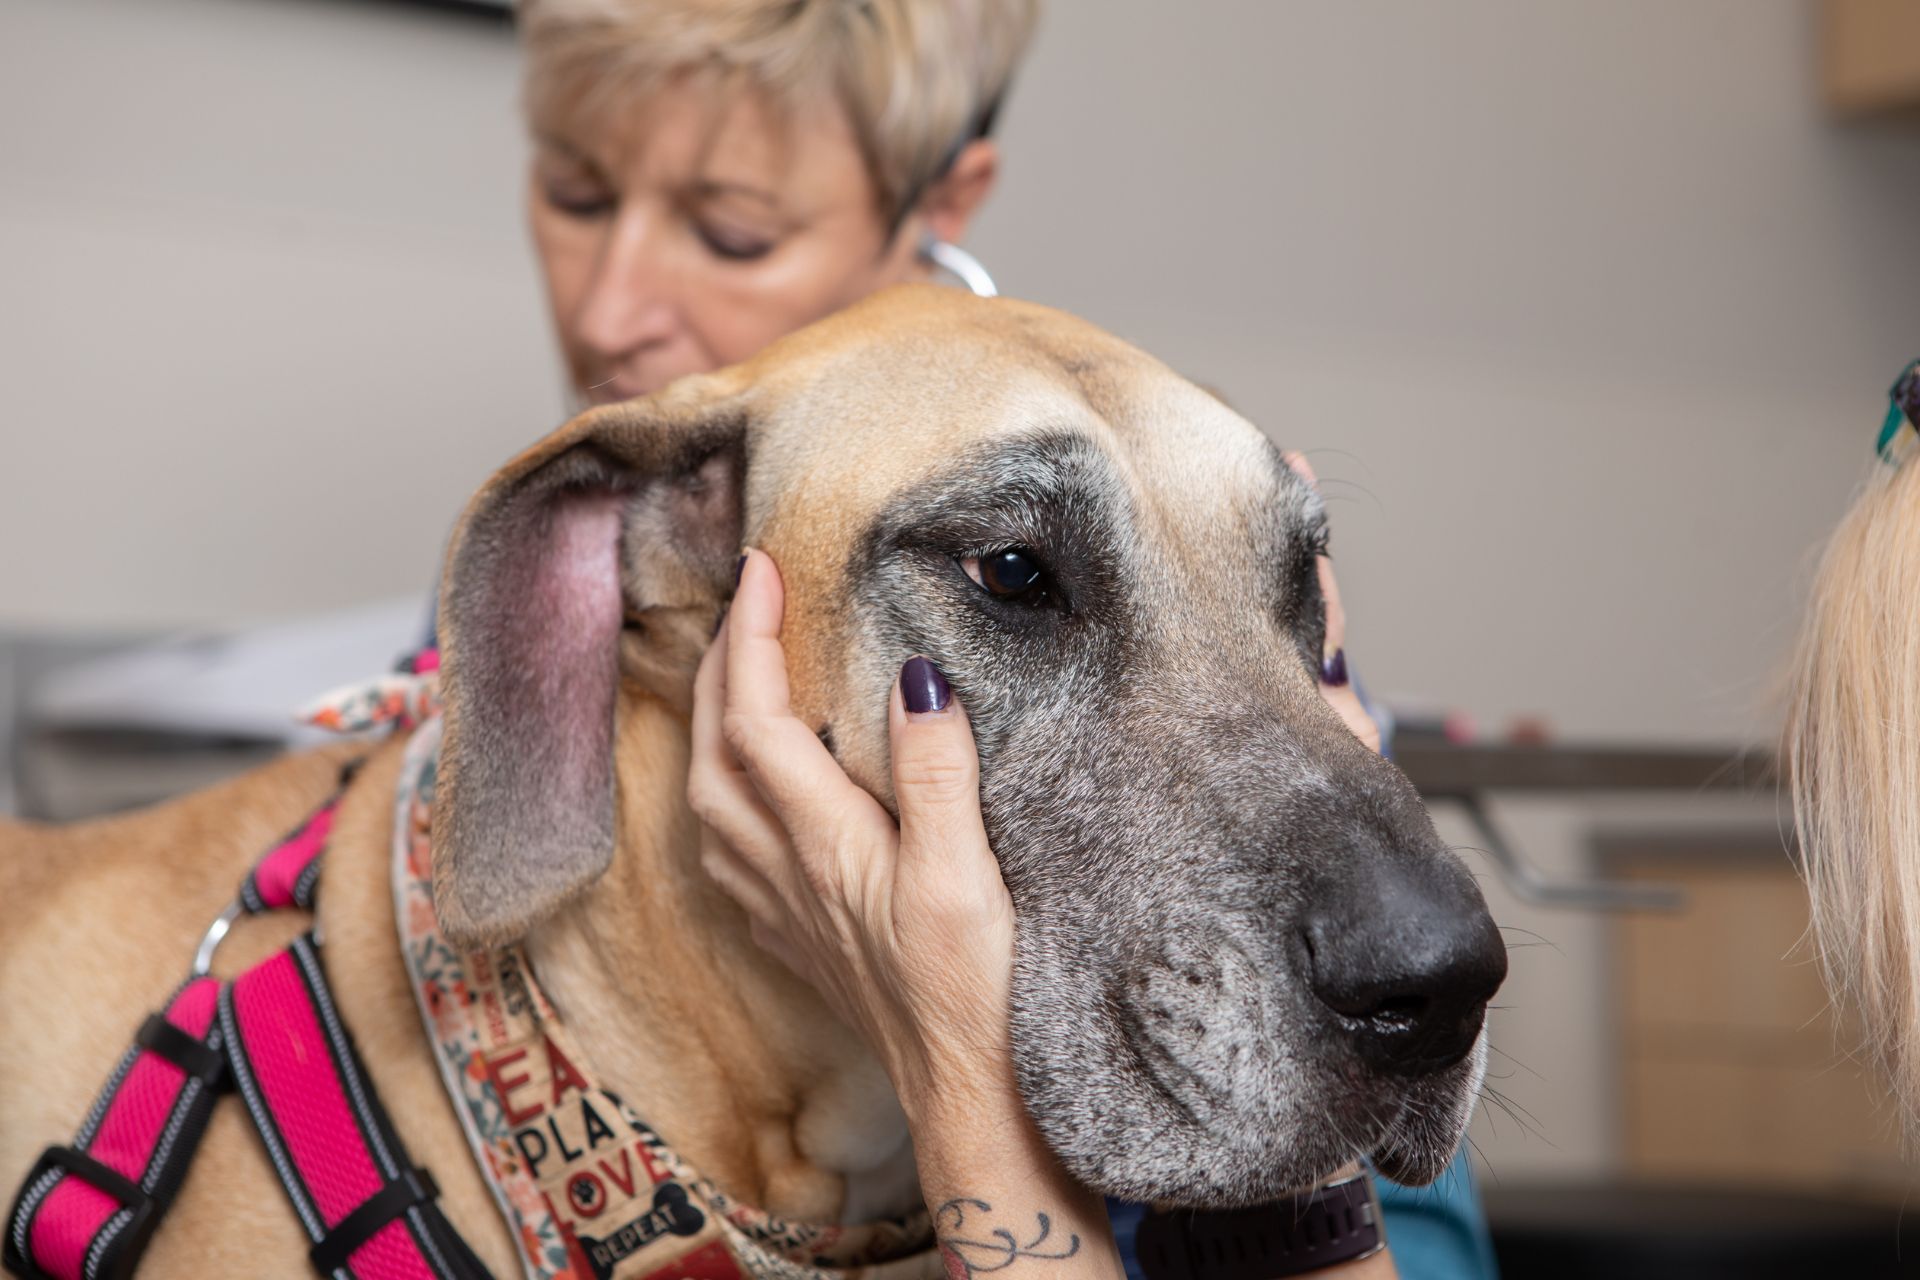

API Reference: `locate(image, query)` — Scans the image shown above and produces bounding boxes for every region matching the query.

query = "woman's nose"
[574,213,680,362]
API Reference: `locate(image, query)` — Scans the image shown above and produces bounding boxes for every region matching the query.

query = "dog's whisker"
[1480,1084,1547,1132]
[1496,924,1560,946]
[1476,1094,1534,1145]
[1476,1084,1553,1148]
[1484,1042,1547,1083]
[1462,1132,1499,1185]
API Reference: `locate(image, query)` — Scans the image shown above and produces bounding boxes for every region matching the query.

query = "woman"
[1787,359,1920,1135]
[519,1,1488,1274]
[519,0,1022,405]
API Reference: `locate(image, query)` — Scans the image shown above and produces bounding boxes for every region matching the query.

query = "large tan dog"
[0,286,1504,1276]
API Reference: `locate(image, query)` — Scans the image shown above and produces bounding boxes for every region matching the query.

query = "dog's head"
[432,284,1505,1205]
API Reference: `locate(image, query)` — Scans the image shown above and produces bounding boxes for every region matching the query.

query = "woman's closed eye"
[695,219,776,262]
[537,159,617,220]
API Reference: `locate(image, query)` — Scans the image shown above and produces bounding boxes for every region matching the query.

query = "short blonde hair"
[1787,451,1920,1137]
[519,0,1039,223]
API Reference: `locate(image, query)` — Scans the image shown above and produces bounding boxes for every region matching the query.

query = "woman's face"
[530,82,923,403]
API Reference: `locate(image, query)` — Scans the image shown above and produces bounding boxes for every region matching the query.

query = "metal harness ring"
[191,900,244,977]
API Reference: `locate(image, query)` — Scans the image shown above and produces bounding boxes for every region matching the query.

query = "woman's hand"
[1284,452,1383,757]
[687,548,1017,1110]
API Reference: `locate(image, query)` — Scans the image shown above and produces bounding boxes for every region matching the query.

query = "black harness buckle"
[309,1166,441,1275]
[136,1014,227,1090]
[4,1145,158,1280]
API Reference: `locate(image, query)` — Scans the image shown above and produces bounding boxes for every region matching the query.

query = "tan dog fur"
[0,287,1290,1275]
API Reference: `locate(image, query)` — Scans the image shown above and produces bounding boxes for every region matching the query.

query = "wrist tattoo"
[935,1198,1082,1280]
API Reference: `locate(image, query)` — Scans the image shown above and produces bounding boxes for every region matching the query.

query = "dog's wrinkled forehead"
[733,290,1331,782]
[740,290,1326,605]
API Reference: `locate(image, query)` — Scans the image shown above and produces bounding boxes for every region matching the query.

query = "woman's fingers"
[1279,452,1347,663]
[687,610,796,881]
[711,550,896,908]
[1306,534,1381,753]
[885,657,1015,1072]
[890,657,989,861]
[1282,452,1382,757]
[1320,676,1383,755]
[889,657,1014,954]
[747,917,816,987]
[1315,546,1350,673]
[722,550,798,726]
[696,824,789,933]
[723,550,871,818]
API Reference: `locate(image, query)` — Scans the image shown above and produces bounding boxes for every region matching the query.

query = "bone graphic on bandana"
[577,1184,708,1280]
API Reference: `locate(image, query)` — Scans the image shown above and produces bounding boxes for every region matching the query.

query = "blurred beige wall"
[6,0,1920,745]
[0,0,557,640]
[5,0,1920,1184]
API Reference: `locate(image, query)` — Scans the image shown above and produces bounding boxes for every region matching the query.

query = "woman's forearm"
[907,1078,1126,1280]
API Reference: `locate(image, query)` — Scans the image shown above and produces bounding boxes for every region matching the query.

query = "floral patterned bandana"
[311,662,939,1280]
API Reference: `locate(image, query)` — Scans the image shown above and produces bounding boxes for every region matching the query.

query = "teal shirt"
[1376,1149,1500,1278]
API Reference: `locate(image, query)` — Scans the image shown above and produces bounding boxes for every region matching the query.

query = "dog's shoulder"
[1,741,375,1013]
[0,741,393,1201]
[1,742,364,919]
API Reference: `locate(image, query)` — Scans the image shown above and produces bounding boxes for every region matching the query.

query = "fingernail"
[901,656,951,714]
[734,553,747,587]
[1320,648,1349,688]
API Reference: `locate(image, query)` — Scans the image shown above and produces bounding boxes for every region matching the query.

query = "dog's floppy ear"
[432,372,749,947]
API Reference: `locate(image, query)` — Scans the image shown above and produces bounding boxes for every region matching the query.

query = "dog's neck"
[520,687,919,1225]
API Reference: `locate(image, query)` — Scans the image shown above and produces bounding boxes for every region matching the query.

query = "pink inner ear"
[524,488,627,782]
[539,489,624,643]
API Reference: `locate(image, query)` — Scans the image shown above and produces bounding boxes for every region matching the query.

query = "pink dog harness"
[4,652,489,1280]
[5,651,936,1280]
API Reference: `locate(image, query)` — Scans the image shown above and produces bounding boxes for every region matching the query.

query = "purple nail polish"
[1320,648,1349,688]
[901,656,951,714]
[733,554,747,587]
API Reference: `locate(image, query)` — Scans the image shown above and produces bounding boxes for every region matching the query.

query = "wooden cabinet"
[1824,0,1920,119]
[1608,835,1915,1196]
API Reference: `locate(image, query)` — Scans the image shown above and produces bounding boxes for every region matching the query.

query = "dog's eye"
[962,548,1047,601]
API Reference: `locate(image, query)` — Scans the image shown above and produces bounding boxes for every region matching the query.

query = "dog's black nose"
[1302,853,1507,1076]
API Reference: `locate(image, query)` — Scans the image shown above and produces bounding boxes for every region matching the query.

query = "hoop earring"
[918,237,998,298]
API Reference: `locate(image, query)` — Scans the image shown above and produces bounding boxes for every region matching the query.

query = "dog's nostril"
[1365,994,1428,1036]
[1313,967,1492,1076]
[1313,978,1431,1035]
